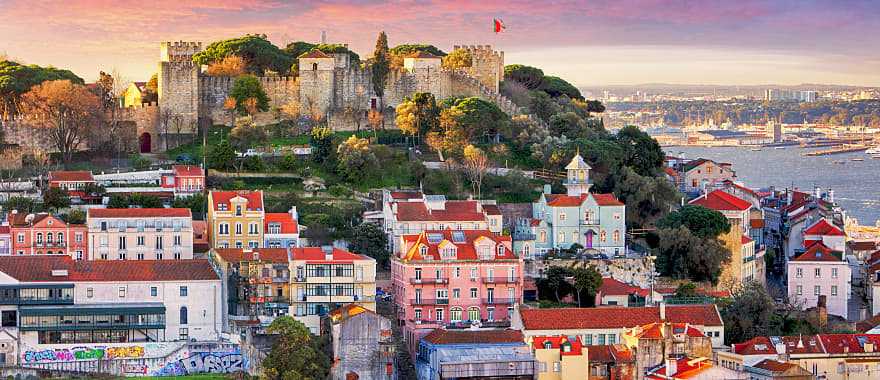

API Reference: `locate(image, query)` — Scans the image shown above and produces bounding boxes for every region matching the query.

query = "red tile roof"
[264,213,299,234]
[299,49,331,58]
[792,242,843,262]
[751,359,800,373]
[733,335,825,355]
[742,235,753,244]
[173,165,204,177]
[593,193,624,206]
[7,213,63,227]
[394,200,486,221]
[689,190,751,211]
[599,278,644,296]
[532,336,584,356]
[663,167,679,177]
[406,51,440,59]
[48,171,94,182]
[721,180,759,198]
[401,230,514,262]
[214,248,290,264]
[390,191,423,200]
[545,194,586,207]
[210,190,263,211]
[422,329,524,345]
[291,247,370,262]
[0,256,217,282]
[483,204,501,215]
[518,305,722,330]
[587,344,633,363]
[630,322,706,339]
[646,357,712,379]
[818,334,880,354]
[803,219,844,236]
[88,208,191,218]
[0,226,10,234]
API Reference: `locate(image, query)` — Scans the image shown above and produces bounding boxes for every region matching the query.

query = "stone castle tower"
[158,41,202,133]
[454,45,504,94]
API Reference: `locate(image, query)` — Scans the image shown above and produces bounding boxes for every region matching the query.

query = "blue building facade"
[416,329,535,380]
[514,154,627,258]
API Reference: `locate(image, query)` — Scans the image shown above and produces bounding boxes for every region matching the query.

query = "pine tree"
[371,32,389,108]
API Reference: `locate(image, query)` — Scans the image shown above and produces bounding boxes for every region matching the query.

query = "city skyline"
[2,0,880,86]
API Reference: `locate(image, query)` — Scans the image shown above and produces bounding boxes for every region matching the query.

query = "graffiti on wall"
[23,345,146,363]
[151,349,248,376]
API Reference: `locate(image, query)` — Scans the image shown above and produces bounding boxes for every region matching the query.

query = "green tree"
[674,282,699,298]
[389,44,446,67]
[129,153,151,170]
[616,125,665,176]
[529,91,561,122]
[172,193,207,218]
[229,75,270,115]
[284,42,361,75]
[442,49,472,69]
[262,316,330,380]
[539,76,583,99]
[571,266,602,307]
[549,112,590,139]
[107,195,129,208]
[193,34,293,75]
[61,209,86,224]
[2,196,39,213]
[442,97,509,141]
[537,266,573,302]
[504,64,545,89]
[349,223,389,268]
[309,126,335,165]
[658,205,731,239]
[395,92,440,138]
[42,187,70,212]
[371,32,390,106]
[721,281,777,345]
[229,122,269,151]
[609,166,680,229]
[208,140,237,171]
[656,226,731,284]
[336,136,378,183]
[0,59,83,117]
[129,194,163,208]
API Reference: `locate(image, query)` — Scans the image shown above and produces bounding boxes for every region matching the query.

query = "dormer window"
[235,205,242,216]
[419,245,428,257]
[497,245,505,256]
[441,247,456,260]
[544,341,552,349]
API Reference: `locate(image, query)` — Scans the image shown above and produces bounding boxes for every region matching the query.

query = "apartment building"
[690,190,762,287]
[289,247,377,334]
[86,208,193,261]
[207,190,265,249]
[212,248,291,319]
[7,212,87,258]
[787,243,851,319]
[264,208,300,248]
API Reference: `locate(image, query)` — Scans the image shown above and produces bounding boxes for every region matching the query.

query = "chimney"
[322,245,334,261]
[665,357,677,376]
[543,184,552,195]
[659,302,666,321]
[289,206,298,220]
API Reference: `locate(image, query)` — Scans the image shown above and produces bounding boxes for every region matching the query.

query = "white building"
[0,255,222,365]
[787,242,851,319]
[86,208,194,260]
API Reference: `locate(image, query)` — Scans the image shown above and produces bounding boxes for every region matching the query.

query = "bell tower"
[564,151,592,196]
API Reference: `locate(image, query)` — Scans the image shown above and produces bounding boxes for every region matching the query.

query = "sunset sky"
[2,0,879,86]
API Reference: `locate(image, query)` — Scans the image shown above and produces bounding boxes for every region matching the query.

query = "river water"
[665,146,880,226]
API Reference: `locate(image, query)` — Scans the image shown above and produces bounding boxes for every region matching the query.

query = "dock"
[802,145,870,156]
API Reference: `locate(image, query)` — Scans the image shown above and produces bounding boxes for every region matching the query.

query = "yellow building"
[207,190,265,249]
[122,82,147,107]
[531,336,588,380]
[289,247,377,334]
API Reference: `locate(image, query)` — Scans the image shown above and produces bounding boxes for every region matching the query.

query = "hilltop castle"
[3,41,530,154]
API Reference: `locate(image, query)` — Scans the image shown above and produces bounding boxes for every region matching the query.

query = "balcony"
[481,277,518,284]
[482,298,516,305]
[581,219,600,226]
[272,277,289,283]
[409,298,450,305]
[410,277,449,285]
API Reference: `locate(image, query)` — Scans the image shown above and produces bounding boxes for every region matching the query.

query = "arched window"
[544,341,553,349]
[312,63,318,71]
[47,233,53,243]
[180,306,188,325]
[600,230,607,242]
[539,231,547,243]
[57,232,64,244]
[613,230,620,242]
[468,307,480,322]
[36,233,43,244]
[450,307,463,322]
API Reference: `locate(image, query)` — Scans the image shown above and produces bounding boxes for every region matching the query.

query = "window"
[118,236,126,250]
[1,310,17,327]
[268,223,281,234]
[180,307,188,324]
[600,230,607,242]
[235,205,242,216]
[613,230,620,242]
[137,236,145,246]
[35,233,43,244]
[598,334,606,345]
[248,241,259,249]
[470,267,478,280]
[235,223,243,235]
[76,251,83,260]
[118,286,126,298]
[796,268,803,278]
[815,268,821,278]
[452,289,460,299]
[832,268,838,278]
[179,328,189,340]
[75,233,83,243]
[219,223,229,235]
[151,287,158,297]
[814,285,821,296]
[470,288,478,298]
[450,308,462,322]
[17,233,24,243]
[180,286,188,297]
[174,235,181,246]
[87,288,93,298]
[57,233,64,244]
[831,286,838,296]
[553,362,561,372]
[557,231,565,243]
[419,245,428,257]
[249,223,259,235]
[156,236,164,250]
[559,212,566,221]
[435,308,444,321]
[174,252,181,260]
[414,309,422,320]
[796,285,802,295]
[436,289,448,300]
[539,231,546,243]
[118,251,126,260]
[156,252,164,260]
[468,307,480,321]
[414,268,422,280]
[487,307,495,321]
[454,267,461,278]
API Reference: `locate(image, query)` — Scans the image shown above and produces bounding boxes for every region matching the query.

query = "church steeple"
[564,152,591,196]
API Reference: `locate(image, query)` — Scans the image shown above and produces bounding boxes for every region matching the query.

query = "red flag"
[494,18,506,33]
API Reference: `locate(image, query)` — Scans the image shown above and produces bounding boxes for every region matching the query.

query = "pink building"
[391,229,524,353]
[7,212,88,258]
[161,165,205,196]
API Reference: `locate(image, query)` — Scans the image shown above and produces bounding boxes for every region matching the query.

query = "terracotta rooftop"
[586,344,633,363]
[299,49,331,58]
[400,230,514,262]
[173,165,204,177]
[750,359,800,373]
[689,190,751,211]
[264,213,299,234]
[598,278,646,297]
[291,247,370,262]
[394,200,486,222]
[791,242,843,262]
[210,190,263,211]
[48,171,94,182]
[803,219,845,236]
[544,193,623,207]
[0,256,217,282]
[646,357,712,380]
[214,248,290,264]
[532,336,584,356]
[88,208,191,218]
[422,329,524,345]
[518,305,722,330]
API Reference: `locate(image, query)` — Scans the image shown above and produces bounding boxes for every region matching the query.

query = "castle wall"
[453,45,504,93]
[118,102,160,152]
[158,42,202,134]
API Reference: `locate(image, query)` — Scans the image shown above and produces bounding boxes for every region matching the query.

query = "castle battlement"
[161,41,202,62]
[453,44,504,59]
